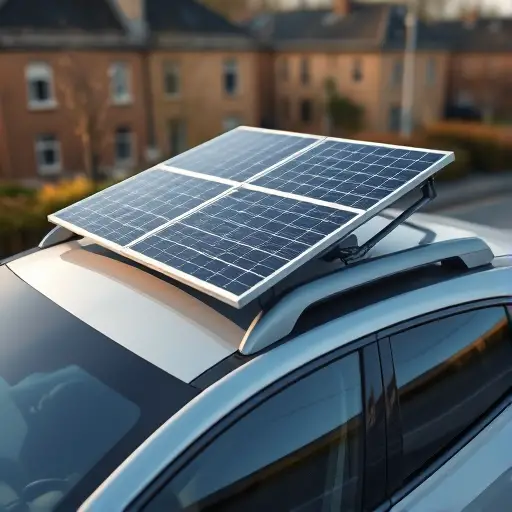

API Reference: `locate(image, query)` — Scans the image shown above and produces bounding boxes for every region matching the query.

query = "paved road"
[436,194,512,231]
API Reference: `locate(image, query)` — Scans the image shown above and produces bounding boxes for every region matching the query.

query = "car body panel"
[7,239,243,383]
[7,211,511,381]
[80,266,512,511]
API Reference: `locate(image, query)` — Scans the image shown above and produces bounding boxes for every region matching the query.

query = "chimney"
[116,0,143,21]
[114,0,147,39]
[462,7,479,29]
[333,0,350,16]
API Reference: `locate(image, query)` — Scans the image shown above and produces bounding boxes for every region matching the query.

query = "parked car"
[1,210,511,512]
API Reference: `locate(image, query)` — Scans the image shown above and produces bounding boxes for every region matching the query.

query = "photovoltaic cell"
[253,140,447,210]
[166,128,318,182]
[129,189,357,297]
[51,169,230,246]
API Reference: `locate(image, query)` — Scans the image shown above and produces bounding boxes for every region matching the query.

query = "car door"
[128,348,372,512]
[381,303,512,511]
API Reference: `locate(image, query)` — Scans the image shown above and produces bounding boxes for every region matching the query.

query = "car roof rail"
[240,237,494,355]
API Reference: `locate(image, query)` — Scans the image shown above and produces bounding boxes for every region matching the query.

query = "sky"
[279,0,512,15]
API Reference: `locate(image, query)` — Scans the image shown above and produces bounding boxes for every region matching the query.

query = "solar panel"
[49,168,231,247]
[252,139,449,210]
[126,189,357,304]
[166,127,320,182]
[48,127,455,308]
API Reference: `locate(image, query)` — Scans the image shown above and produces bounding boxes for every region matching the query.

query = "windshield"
[0,265,199,512]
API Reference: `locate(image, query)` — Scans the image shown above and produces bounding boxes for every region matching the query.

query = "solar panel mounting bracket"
[39,225,77,249]
[324,178,437,265]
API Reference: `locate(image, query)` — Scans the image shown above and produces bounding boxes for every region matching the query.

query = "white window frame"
[222,116,242,133]
[34,134,62,175]
[223,59,240,96]
[163,61,181,98]
[26,62,57,110]
[114,127,136,166]
[109,62,133,105]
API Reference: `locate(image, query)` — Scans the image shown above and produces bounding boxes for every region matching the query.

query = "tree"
[57,55,110,183]
[324,78,364,135]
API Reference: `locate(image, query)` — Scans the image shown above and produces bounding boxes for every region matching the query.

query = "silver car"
[1,210,511,512]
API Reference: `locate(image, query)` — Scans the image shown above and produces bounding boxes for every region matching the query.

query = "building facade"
[0,0,149,183]
[249,1,451,136]
[0,0,261,183]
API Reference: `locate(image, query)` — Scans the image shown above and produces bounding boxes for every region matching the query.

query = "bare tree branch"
[57,55,110,182]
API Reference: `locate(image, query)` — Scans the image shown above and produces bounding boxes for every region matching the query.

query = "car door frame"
[126,334,387,511]
[80,267,512,512]
[375,297,512,510]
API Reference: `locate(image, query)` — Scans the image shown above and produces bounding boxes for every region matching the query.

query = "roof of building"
[431,17,512,52]
[248,2,512,53]
[248,3,389,49]
[0,0,124,33]
[146,0,248,36]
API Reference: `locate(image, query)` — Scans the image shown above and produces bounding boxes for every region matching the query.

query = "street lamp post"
[400,0,419,139]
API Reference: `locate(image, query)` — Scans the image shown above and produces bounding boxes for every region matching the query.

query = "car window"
[390,306,512,481]
[0,266,198,512]
[142,352,364,512]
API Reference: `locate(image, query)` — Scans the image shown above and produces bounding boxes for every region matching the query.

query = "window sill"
[164,93,181,101]
[111,97,134,107]
[37,165,62,176]
[114,159,135,169]
[28,101,58,111]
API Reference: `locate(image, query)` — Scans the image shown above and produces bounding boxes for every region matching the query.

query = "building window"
[109,62,132,104]
[456,90,474,107]
[223,116,242,132]
[300,57,310,85]
[163,61,180,97]
[168,119,187,156]
[426,58,436,86]
[223,59,239,96]
[388,105,401,132]
[300,99,313,123]
[35,134,61,175]
[391,58,403,87]
[279,57,289,81]
[352,58,363,82]
[26,63,56,109]
[115,127,134,165]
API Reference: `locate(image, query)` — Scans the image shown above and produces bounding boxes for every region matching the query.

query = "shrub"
[425,122,512,172]
[325,78,365,135]
[0,182,38,199]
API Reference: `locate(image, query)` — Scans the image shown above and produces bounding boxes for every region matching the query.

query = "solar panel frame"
[47,128,455,309]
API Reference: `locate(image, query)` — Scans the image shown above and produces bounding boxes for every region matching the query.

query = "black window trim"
[127,334,378,511]
[378,297,512,507]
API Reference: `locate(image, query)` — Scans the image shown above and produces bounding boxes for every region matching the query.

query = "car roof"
[7,211,511,383]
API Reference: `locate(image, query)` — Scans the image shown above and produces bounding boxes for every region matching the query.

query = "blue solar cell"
[166,128,318,182]
[254,140,447,210]
[130,189,357,297]
[51,169,230,246]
